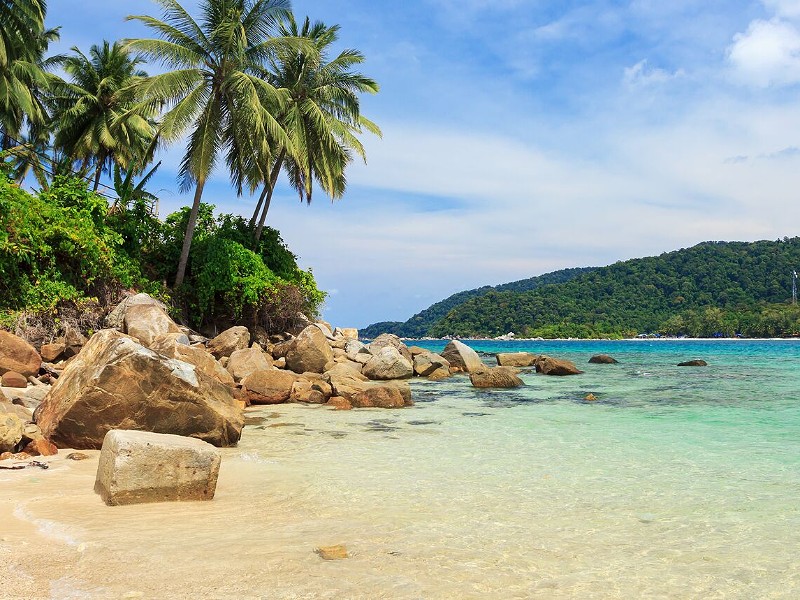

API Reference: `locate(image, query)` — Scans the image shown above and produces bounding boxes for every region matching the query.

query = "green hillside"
[360,267,593,338]
[428,239,800,339]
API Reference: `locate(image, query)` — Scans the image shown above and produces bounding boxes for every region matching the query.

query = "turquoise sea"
[4,339,800,599]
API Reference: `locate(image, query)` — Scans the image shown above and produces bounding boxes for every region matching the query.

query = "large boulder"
[123,304,182,347]
[150,333,235,386]
[285,326,333,374]
[441,340,485,373]
[241,369,299,404]
[470,367,524,388]
[0,413,24,453]
[678,359,708,367]
[589,354,618,364]
[496,352,538,367]
[367,334,412,362]
[35,330,243,449]
[226,346,272,383]
[534,356,583,376]
[351,386,407,409]
[0,330,41,377]
[95,430,221,505]
[413,352,451,377]
[362,346,413,380]
[207,326,250,359]
[105,293,170,329]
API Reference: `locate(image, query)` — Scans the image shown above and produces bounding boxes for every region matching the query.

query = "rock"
[149,334,235,386]
[325,396,352,410]
[62,324,88,358]
[241,369,298,404]
[677,359,708,367]
[285,326,334,374]
[589,354,618,364]
[584,393,598,401]
[316,545,348,560]
[335,328,359,340]
[94,430,221,506]
[40,342,66,363]
[534,356,583,376]
[4,384,48,410]
[441,340,485,373]
[367,334,412,362]
[270,339,294,359]
[273,357,286,369]
[124,304,181,347]
[22,438,58,456]
[0,330,41,377]
[351,385,407,408]
[470,367,524,388]
[0,400,33,421]
[496,352,538,367]
[35,329,243,449]
[427,368,452,381]
[363,347,413,380]
[0,413,24,452]
[313,322,336,340]
[226,346,273,383]
[105,293,170,329]
[67,452,90,460]
[290,381,326,404]
[413,352,450,377]
[344,339,368,358]
[207,326,250,359]
[0,451,30,461]
[1,371,27,388]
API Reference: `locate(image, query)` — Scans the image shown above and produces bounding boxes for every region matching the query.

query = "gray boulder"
[441,340,485,373]
[285,325,334,374]
[362,346,413,380]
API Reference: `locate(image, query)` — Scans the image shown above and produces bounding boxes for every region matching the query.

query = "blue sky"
[45,0,800,328]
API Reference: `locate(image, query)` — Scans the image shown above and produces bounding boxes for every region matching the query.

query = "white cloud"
[728,18,800,86]
[623,59,685,87]
[763,0,800,19]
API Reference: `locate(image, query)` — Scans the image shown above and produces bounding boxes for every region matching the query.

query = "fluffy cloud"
[623,59,685,87]
[728,18,800,86]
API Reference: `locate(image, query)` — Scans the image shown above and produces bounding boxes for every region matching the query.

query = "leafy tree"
[126,0,293,287]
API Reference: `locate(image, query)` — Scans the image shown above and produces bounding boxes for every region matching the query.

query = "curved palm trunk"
[248,184,269,230]
[174,178,207,287]
[92,152,106,191]
[253,149,285,245]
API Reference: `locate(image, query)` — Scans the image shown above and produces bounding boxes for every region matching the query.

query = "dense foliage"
[426,240,800,339]
[0,172,325,333]
[360,267,594,338]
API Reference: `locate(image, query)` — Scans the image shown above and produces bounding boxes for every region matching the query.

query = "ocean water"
[3,340,800,599]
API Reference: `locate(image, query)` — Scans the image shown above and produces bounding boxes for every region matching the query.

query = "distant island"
[363,239,800,339]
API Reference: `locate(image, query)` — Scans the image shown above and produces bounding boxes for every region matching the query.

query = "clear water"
[3,340,800,599]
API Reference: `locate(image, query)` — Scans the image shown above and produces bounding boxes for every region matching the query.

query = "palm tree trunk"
[92,153,106,191]
[253,149,285,245]
[248,184,269,230]
[174,178,207,287]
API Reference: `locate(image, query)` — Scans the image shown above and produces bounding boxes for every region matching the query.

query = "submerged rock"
[470,367,524,388]
[677,359,708,367]
[496,352,538,367]
[316,545,348,560]
[534,356,583,376]
[589,354,618,364]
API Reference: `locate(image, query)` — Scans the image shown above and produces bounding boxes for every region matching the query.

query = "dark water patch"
[462,412,491,417]
[244,416,267,426]
[364,420,401,433]
[268,422,305,428]
[407,420,441,426]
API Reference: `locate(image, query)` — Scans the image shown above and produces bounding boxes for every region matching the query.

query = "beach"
[2,339,800,599]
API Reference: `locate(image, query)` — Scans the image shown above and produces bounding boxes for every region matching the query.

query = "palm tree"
[248,14,380,244]
[49,41,155,191]
[0,0,57,147]
[126,0,292,287]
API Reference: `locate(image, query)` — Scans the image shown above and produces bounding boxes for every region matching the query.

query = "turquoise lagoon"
[4,340,800,599]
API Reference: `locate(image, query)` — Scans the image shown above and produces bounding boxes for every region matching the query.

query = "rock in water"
[413,352,451,377]
[0,330,41,377]
[588,354,618,364]
[95,430,221,506]
[362,346,413,380]
[441,340,485,373]
[470,367,524,388]
[36,330,243,449]
[534,356,583,376]
[677,359,708,367]
[495,352,538,367]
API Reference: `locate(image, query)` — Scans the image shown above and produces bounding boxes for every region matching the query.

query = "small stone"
[584,393,598,401]
[316,544,348,560]
[67,452,91,461]
[1,371,28,388]
[325,396,352,410]
[22,438,58,456]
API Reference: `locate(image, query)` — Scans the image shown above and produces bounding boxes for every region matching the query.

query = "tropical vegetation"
[0,0,380,335]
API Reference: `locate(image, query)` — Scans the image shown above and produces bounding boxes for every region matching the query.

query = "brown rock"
[241,369,298,404]
[41,342,66,363]
[226,346,272,383]
[336,328,359,340]
[413,352,450,377]
[678,359,708,367]
[207,326,250,359]
[1,371,27,388]
[290,381,326,404]
[470,367,524,388]
[124,304,181,347]
[0,330,41,377]
[589,354,619,364]
[363,347,413,380]
[316,545,348,560]
[534,356,583,376]
[496,352,538,367]
[67,452,90,460]
[0,413,24,452]
[149,334,235,386]
[427,368,452,381]
[35,329,243,449]
[285,326,334,374]
[442,340,486,373]
[325,396,352,410]
[0,451,31,461]
[22,438,58,456]
[584,393,598,401]
[351,385,408,409]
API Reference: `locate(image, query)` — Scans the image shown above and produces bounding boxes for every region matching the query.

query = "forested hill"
[427,239,800,339]
[360,267,594,338]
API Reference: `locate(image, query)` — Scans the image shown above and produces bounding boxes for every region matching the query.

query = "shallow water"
[3,340,800,599]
